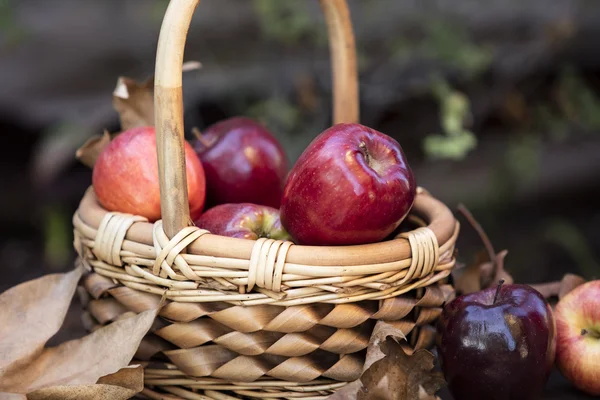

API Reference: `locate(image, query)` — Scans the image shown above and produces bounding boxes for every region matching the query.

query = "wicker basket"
[73,0,460,398]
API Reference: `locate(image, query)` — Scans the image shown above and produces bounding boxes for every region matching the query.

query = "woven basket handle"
[154,0,359,238]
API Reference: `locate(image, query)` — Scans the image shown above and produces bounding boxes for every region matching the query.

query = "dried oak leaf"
[75,130,113,168]
[418,386,441,400]
[327,321,444,400]
[0,267,83,378]
[26,365,143,400]
[112,76,154,131]
[480,249,513,289]
[358,340,445,400]
[0,267,162,398]
[452,249,488,295]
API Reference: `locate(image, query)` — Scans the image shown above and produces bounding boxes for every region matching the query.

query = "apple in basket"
[192,116,289,208]
[554,280,600,395]
[93,126,206,221]
[436,281,556,400]
[280,122,416,246]
[195,203,291,241]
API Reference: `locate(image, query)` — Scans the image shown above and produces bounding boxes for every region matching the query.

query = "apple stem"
[581,328,600,339]
[192,127,212,148]
[359,141,370,165]
[493,279,505,305]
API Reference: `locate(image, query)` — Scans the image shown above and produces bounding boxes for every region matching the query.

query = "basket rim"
[75,186,457,268]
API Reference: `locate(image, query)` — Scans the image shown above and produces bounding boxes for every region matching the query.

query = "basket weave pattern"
[79,276,455,398]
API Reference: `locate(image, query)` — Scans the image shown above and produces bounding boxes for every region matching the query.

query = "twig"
[456,203,496,264]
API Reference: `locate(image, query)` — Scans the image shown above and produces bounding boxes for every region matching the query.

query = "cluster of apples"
[437,279,600,399]
[92,116,417,246]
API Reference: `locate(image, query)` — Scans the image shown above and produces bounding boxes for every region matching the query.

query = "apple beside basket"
[72,0,460,398]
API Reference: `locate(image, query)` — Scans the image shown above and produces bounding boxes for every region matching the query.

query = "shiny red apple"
[436,282,556,400]
[192,117,288,208]
[279,122,416,246]
[195,203,291,241]
[554,280,600,396]
[93,126,206,222]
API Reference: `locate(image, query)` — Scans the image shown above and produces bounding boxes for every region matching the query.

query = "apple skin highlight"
[555,280,600,396]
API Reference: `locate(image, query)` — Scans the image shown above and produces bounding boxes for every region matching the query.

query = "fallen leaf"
[75,130,113,168]
[485,249,513,288]
[326,321,444,400]
[452,249,488,295]
[418,385,441,400]
[558,274,586,299]
[0,265,163,396]
[0,267,83,378]
[96,365,143,391]
[326,381,362,399]
[0,304,160,393]
[26,365,143,400]
[358,340,445,400]
[363,320,407,371]
[529,273,586,300]
[112,76,154,131]
[0,393,25,400]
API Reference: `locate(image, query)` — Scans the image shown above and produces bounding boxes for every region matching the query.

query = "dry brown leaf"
[0,266,163,395]
[452,249,488,295]
[26,365,143,400]
[0,267,83,379]
[0,304,160,393]
[363,320,407,371]
[75,130,113,168]
[558,273,586,298]
[112,76,154,131]
[326,381,362,399]
[326,321,443,400]
[418,386,441,400]
[484,249,513,288]
[0,393,26,400]
[358,340,445,400]
[529,273,587,300]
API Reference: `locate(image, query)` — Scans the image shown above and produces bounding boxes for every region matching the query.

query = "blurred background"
[0,0,599,397]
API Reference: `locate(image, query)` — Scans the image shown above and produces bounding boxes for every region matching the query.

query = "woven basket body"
[73,0,460,398]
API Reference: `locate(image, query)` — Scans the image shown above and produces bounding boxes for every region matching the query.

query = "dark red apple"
[554,280,600,395]
[192,117,288,208]
[195,203,291,241]
[436,281,556,400]
[93,126,206,222]
[279,122,416,246]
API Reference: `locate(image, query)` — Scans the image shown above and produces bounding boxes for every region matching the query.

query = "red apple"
[195,203,291,241]
[436,281,556,400]
[279,122,416,246]
[192,117,288,208]
[554,280,600,395]
[93,126,206,222]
